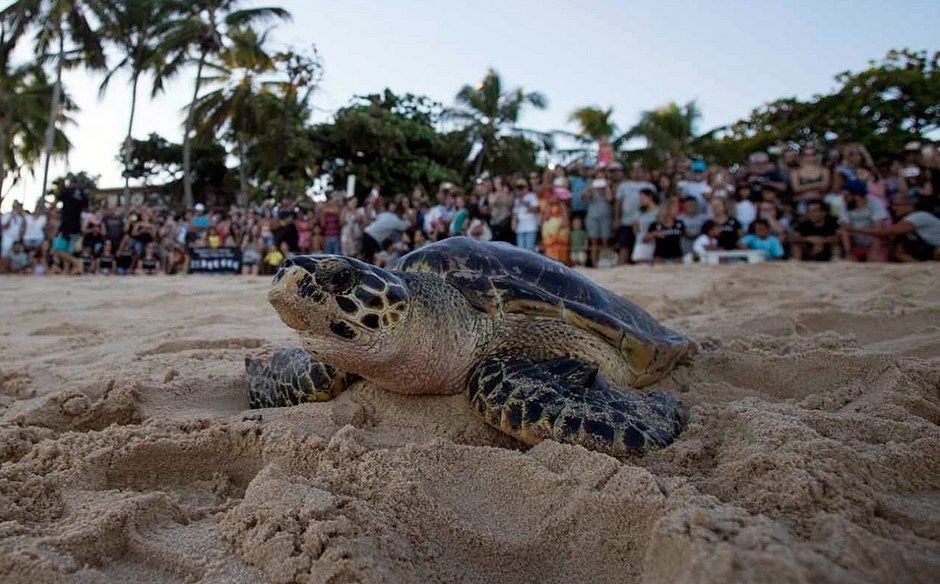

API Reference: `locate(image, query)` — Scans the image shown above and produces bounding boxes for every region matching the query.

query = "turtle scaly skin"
[247,238,695,457]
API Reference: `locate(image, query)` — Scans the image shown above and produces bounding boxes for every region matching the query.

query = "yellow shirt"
[264,250,284,266]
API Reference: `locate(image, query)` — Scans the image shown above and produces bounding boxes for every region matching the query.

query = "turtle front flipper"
[245,348,352,409]
[466,355,686,457]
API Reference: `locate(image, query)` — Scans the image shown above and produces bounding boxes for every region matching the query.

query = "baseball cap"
[194,203,206,212]
[691,160,707,172]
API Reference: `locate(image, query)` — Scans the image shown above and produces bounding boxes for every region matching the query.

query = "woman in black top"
[709,197,744,250]
[647,201,686,263]
[97,239,115,274]
[115,237,135,275]
[139,242,160,275]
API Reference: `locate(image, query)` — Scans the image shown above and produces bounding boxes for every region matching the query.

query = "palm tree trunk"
[182,51,206,210]
[237,136,248,207]
[122,72,140,205]
[0,121,7,205]
[474,135,490,177]
[39,33,64,207]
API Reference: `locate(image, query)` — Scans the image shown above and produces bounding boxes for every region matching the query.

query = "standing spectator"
[614,166,654,264]
[793,200,841,261]
[23,204,47,251]
[790,145,830,208]
[842,194,940,262]
[567,164,588,221]
[295,208,313,253]
[840,179,888,262]
[709,197,744,250]
[569,216,588,267]
[1,200,26,272]
[58,176,89,248]
[511,178,540,252]
[487,180,515,243]
[833,143,874,192]
[582,172,614,266]
[340,195,363,257]
[320,194,343,255]
[540,185,570,264]
[678,160,711,207]
[743,151,788,203]
[449,195,470,236]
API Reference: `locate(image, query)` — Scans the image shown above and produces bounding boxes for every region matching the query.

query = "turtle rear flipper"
[245,348,351,409]
[466,355,686,457]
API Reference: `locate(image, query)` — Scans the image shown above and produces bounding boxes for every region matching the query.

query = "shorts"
[901,237,937,261]
[23,237,44,249]
[570,250,587,264]
[52,235,75,253]
[585,216,612,240]
[242,248,261,265]
[616,225,635,250]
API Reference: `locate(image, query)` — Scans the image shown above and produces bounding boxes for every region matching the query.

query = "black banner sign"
[188,246,242,273]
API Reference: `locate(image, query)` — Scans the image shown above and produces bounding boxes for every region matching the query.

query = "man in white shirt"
[1,200,26,263]
[678,160,712,207]
[23,205,48,249]
[511,178,540,252]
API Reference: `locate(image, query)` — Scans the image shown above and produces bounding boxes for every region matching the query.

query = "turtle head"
[269,256,411,358]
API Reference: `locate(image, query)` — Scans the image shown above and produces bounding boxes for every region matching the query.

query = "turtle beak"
[269,263,315,331]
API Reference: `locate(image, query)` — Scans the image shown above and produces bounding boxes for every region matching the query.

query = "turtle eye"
[317,265,358,294]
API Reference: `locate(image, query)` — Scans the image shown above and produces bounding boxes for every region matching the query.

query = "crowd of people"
[2,141,939,276]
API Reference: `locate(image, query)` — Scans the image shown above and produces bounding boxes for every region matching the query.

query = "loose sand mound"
[0,263,938,583]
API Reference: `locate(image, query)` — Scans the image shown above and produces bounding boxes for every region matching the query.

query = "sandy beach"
[0,262,938,583]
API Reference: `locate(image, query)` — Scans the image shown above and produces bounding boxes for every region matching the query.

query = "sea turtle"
[245,237,695,456]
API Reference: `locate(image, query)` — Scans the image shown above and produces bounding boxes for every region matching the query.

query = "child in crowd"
[139,242,160,275]
[263,243,284,275]
[310,223,326,253]
[10,242,31,274]
[692,220,721,261]
[98,240,115,275]
[79,245,96,274]
[740,219,785,260]
[115,238,135,275]
[569,216,588,267]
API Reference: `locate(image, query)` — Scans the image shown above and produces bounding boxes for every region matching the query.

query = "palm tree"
[569,105,617,142]
[624,101,711,160]
[155,0,290,209]
[192,27,280,205]
[96,0,175,203]
[0,64,74,204]
[450,68,547,176]
[4,0,105,204]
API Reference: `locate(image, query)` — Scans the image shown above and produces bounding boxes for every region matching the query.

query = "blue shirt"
[569,176,588,213]
[740,234,784,259]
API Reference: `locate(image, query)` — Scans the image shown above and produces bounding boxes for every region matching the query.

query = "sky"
[3,0,940,211]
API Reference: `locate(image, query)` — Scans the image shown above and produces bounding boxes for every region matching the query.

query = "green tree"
[155,0,290,209]
[3,0,106,204]
[624,101,712,162]
[450,68,547,176]
[191,26,280,205]
[121,132,231,202]
[712,49,940,164]
[311,89,459,198]
[568,105,617,142]
[0,63,75,204]
[96,0,176,203]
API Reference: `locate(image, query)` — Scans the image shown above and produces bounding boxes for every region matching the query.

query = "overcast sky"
[3,0,939,210]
